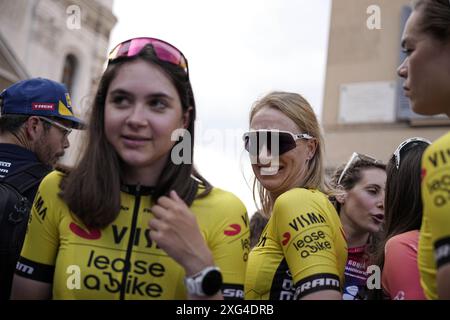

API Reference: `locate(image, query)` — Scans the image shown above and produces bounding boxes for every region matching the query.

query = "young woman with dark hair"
[11,38,249,300]
[330,155,386,300]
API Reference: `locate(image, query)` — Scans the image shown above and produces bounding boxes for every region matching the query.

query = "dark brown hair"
[413,0,450,43]
[60,46,211,229]
[0,115,29,133]
[369,141,428,299]
[249,211,268,248]
[0,115,52,134]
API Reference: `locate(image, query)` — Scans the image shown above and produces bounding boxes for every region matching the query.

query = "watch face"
[202,269,223,296]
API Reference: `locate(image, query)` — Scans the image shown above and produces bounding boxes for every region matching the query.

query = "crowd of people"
[0,0,449,300]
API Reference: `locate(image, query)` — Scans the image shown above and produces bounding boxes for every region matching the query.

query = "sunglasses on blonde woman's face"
[243,129,314,157]
[337,152,380,185]
[108,37,189,76]
[393,137,431,169]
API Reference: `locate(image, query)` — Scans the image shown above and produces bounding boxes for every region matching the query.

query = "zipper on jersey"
[119,184,141,300]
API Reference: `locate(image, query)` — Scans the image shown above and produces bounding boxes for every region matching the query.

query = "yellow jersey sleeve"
[16,171,63,282]
[273,189,347,298]
[244,188,347,300]
[419,132,450,299]
[194,188,250,300]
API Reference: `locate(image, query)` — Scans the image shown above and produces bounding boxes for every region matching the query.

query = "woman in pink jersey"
[330,154,386,300]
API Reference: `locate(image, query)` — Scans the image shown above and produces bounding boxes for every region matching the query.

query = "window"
[61,54,78,95]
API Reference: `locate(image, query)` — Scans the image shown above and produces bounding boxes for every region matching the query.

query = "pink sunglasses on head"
[108,37,188,75]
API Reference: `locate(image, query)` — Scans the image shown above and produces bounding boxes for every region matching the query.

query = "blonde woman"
[243,92,347,300]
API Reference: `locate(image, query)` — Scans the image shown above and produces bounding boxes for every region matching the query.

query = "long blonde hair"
[249,91,327,218]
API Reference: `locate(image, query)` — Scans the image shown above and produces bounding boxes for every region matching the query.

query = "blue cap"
[0,78,85,129]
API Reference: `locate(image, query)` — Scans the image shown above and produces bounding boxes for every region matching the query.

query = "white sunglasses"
[243,129,313,156]
[337,152,380,185]
[393,137,431,169]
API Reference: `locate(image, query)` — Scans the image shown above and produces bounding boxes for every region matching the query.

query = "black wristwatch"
[184,266,223,296]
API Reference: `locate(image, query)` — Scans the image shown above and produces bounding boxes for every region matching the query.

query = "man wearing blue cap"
[0,77,85,300]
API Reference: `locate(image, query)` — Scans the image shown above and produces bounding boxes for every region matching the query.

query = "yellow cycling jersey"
[16,171,250,300]
[244,188,347,300]
[418,132,450,300]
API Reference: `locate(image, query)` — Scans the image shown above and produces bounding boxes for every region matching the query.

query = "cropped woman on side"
[397,0,450,299]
